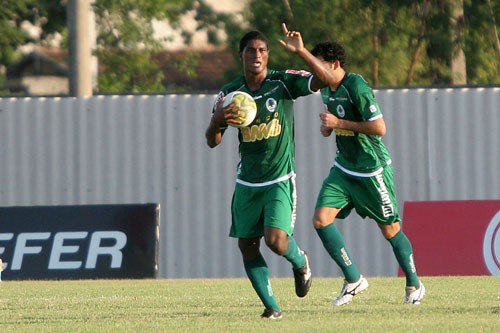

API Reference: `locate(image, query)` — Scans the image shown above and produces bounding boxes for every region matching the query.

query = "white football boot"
[333,275,369,306]
[404,281,426,304]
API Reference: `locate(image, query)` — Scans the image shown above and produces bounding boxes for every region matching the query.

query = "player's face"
[241,39,268,76]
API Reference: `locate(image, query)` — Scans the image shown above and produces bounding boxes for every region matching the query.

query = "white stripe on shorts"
[236,171,296,187]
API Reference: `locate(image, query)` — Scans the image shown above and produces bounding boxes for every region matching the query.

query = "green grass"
[0,276,499,332]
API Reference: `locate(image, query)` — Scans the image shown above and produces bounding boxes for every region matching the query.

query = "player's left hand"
[320,125,333,137]
[279,23,304,53]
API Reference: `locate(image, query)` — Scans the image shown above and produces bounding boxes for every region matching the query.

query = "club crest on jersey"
[266,98,277,112]
[337,105,346,117]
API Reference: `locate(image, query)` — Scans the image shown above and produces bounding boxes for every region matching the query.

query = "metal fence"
[0,87,498,278]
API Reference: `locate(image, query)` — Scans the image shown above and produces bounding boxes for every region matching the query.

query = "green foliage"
[192,0,234,46]
[92,0,240,93]
[29,0,67,38]
[243,0,336,73]
[1,0,498,94]
[94,0,195,26]
[97,49,164,93]
[92,0,195,93]
[173,51,201,78]
[233,0,499,87]
[0,277,499,332]
[0,0,34,66]
[464,0,500,84]
[240,0,424,86]
[0,0,68,97]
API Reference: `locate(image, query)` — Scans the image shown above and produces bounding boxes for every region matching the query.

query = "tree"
[0,0,234,95]
[463,0,500,84]
[232,0,499,87]
[1,0,498,95]
[92,0,196,93]
[0,0,39,95]
[91,0,244,93]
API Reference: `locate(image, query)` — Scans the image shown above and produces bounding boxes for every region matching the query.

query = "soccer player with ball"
[205,24,333,319]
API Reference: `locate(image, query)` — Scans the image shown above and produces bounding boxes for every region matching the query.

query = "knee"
[312,212,330,229]
[264,233,288,255]
[312,207,339,229]
[238,239,260,260]
[312,216,325,229]
[379,221,401,239]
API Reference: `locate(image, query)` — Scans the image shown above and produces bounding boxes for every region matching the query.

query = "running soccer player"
[310,41,425,305]
[205,24,332,319]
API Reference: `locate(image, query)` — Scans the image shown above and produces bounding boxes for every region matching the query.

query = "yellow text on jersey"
[241,119,282,142]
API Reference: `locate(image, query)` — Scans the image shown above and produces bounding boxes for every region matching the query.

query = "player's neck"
[244,70,267,92]
[329,69,346,91]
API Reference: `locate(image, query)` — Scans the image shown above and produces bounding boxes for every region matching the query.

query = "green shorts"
[229,176,297,238]
[315,165,400,225]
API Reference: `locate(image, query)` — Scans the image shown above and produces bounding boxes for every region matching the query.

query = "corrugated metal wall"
[0,87,498,278]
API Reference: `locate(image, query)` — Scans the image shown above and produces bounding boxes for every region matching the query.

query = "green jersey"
[320,72,391,175]
[214,69,315,184]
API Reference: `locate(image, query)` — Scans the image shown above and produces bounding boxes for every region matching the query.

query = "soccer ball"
[222,91,257,128]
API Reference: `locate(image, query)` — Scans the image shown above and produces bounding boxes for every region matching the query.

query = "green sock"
[243,254,280,312]
[388,230,420,287]
[316,224,360,282]
[282,236,306,270]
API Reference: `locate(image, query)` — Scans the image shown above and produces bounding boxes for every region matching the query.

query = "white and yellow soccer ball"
[222,91,257,128]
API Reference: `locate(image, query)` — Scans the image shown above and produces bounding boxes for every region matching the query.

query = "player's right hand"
[278,23,304,53]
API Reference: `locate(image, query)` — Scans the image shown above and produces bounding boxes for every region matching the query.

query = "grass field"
[0,276,499,332]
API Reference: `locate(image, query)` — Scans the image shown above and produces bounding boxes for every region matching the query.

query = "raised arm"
[278,23,332,91]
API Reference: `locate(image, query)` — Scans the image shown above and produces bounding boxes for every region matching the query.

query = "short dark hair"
[239,30,269,53]
[311,41,347,67]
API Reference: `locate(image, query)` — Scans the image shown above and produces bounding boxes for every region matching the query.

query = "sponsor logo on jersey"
[266,98,277,112]
[264,86,279,97]
[327,96,348,101]
[285,69,312,77]
[334,128,355,136]
[241,118,282,142]
[369,104,377,113]
[375,173,394,218]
